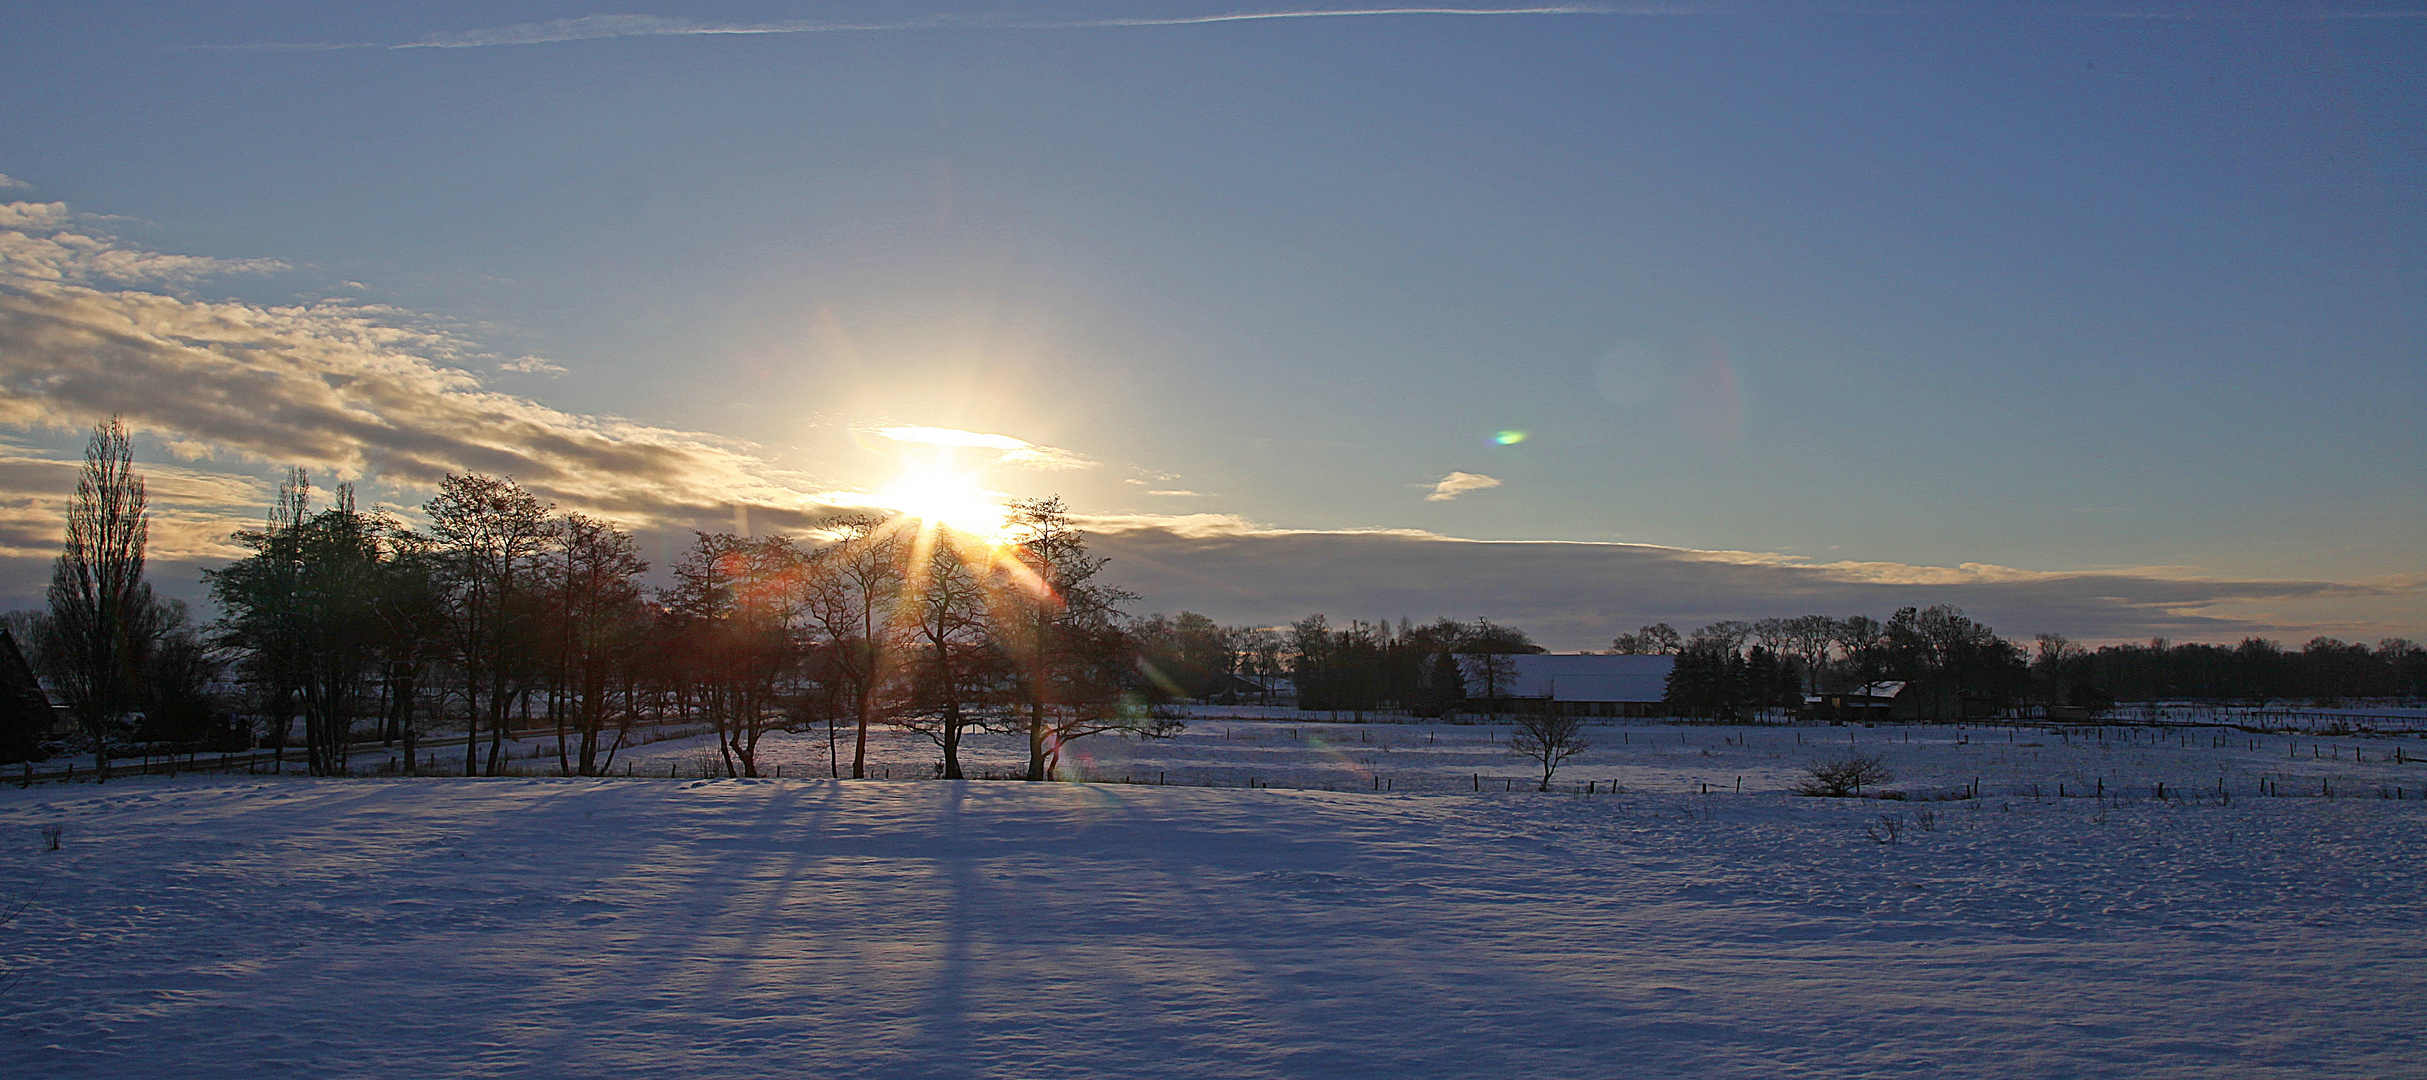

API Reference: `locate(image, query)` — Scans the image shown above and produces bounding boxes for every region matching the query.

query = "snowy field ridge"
[0,721,2421,1078]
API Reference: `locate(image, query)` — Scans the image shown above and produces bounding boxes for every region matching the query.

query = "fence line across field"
[17,710,2423,787]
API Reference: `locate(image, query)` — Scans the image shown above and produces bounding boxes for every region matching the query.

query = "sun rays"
[873,457,1013,545]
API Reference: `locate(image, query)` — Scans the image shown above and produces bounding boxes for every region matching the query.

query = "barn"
[1500,654,1677,717]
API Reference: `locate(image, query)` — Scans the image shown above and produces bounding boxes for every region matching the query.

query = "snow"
[0,721,2421,1078]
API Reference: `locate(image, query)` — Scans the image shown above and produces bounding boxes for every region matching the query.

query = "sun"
[873,458,1011,542]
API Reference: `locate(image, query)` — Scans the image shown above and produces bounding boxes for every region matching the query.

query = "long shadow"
[289,778,854,1073]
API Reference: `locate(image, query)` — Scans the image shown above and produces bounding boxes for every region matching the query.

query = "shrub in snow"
[1796,752,1893,797]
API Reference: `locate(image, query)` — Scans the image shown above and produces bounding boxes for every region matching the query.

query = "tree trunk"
[398,668,418,776]
[1026,699,1050,781]
[851,687,871,780]
[941,700,964,780]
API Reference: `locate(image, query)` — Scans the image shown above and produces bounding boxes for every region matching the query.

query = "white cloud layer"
[497,355,568,375]
[1426,471,1502,501]
[874,425,1095,470]
[0,203,288,285]
[0,201,846,542]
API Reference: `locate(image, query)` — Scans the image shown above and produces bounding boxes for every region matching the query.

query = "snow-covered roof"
[1853,681,1907,699]
[1504,653,1675,703]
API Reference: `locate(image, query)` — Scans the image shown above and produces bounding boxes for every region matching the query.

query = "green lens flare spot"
[1493,430,1527,445]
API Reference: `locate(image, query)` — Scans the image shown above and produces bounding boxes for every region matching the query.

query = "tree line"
[2028,633,2426,706]
[8,421,2420,771]
[1618,610,2030,717]
[1619,611,2425,717]
[7,420,1167,777]
[1129,613,1543,719]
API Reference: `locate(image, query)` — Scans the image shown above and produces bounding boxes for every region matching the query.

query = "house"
[1806,680,1969,722]
[0,627,54,762]
[1497,653,1677,717]
[1198,673,1295,707]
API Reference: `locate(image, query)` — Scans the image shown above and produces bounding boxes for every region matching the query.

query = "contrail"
[195,2,2427,52]
[200,6,1704,52]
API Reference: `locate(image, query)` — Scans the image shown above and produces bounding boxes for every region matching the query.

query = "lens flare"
[1493,430,1527,445]
[874,459,1011,542]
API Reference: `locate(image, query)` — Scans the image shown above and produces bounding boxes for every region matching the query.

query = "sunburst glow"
[874,458,1012,542]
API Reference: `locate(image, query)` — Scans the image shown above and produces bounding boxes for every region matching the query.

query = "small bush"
[1866,813,1905,844]
[1796,752,1893,797]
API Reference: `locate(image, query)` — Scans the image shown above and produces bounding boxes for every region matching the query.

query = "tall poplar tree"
[43,417,153,777]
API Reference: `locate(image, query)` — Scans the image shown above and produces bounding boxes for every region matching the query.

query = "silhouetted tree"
[211,477,422,775]
[899,534,994,780]
[42,418,156,777]
[800,515,904,779]
[544,514,650,775]
[1610,623,1682,655]
[425,474,558,775]
[999,497,1167,780]
[1510,711,1589,790]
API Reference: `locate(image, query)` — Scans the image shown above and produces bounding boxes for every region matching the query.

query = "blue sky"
[0,2,2419,646]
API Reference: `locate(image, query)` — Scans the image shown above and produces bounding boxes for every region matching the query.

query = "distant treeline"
[9,421,2421,772]
[1130,613,1543,718]
[1614,613,2427,716]
[2034,635,2426,705]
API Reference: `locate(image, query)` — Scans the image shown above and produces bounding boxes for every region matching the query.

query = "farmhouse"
[1806,681,1970,722]
[1501,653,1677,717]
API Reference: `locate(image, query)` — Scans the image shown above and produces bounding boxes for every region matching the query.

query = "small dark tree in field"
[1797,752,1893,797]
[1510,711,1589,791]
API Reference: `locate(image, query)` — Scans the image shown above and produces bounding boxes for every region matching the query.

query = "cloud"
[1084,523,2425,649]
[0,445,268,562]
[873,425,1096,470]
[0,203,66,229]
[1146,489,1211,497]
[0,176,27,191]
[0,206,851,541]
[1426,471,1502,501]
[0,202,287,284]
[497,355,568,375]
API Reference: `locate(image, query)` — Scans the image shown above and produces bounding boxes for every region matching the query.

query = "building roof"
[1503,653,1676,703]
[1807,681,1908,703]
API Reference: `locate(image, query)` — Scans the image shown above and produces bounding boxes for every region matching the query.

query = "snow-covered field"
[1,720,2421,1078]
[605,716,2425,804]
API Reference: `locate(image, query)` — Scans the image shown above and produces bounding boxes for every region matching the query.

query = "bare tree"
[1796,753,1893,797]
[1833,616,1886,687]
[998,497,1161,781]
[898,533,993,780]
[1510,711,1589,791]
[800,516,904,779]
[211,476,424,775]
[1783,615,1837,693]
[1457,617,1537,720]
[425,475,557,776]
[1693,620,1754,653]
[43,417,154,778]
[545,514,650,776]
[1459,652,1518,719]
